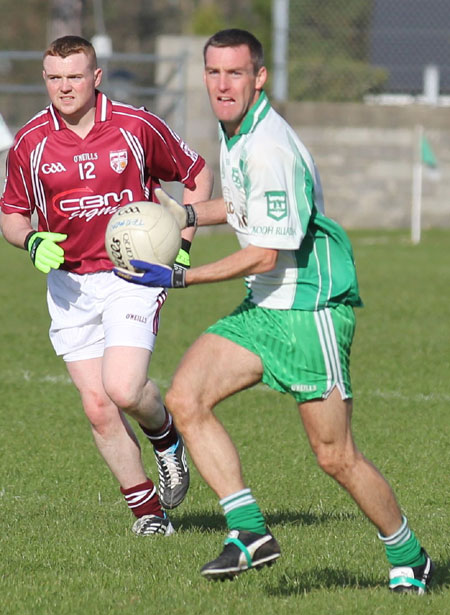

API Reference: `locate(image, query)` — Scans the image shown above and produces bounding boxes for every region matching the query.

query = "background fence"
[2,0,450,131]
[285,0,450,102]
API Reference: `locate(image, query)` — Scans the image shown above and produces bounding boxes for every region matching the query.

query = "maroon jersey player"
[1,35,213,535]
[3,92,205,272]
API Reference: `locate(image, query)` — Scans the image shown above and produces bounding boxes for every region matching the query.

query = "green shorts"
[206,299,356,403]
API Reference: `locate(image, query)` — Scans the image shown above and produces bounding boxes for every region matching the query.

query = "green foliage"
[292,0,372,59]
[189,0,272,65]
[0,229,449,614]
[288,0,381,100]
[191,5,228,37]
[289,57,388,101]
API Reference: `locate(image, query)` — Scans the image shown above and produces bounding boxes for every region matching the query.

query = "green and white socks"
[378,515,425,567]
[220,488,267,535]
[221,493,425,570]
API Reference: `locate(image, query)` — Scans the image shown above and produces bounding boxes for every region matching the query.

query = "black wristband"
[185,204,197,228]
[180,238,192,253]
[24,231,37,251]
[171,267,186,288]
[28,237,44,264]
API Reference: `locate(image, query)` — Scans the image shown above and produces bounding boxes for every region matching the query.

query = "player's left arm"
[115,244,278,288]
[186,244,278,283]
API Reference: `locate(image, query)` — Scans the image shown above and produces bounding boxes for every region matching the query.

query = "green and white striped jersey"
[219,91,362,311]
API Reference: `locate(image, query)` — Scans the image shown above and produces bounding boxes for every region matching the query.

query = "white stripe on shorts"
[314,308,346,398]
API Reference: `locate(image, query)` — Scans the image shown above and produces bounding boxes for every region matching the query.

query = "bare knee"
[103,379,138,411]
[82,391,119,436]
[105,375,162,414]
[313,443,359,483]
[165,385,193,425]
[166,384,207,433]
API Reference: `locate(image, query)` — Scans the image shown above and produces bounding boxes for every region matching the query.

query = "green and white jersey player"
[219,89,361,311]
[116,29,433,590]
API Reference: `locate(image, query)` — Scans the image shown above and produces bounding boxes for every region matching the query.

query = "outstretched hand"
[114,260,187,288]
[155,188,197,229]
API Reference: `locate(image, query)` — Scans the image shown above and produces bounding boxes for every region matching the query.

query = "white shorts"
[47,269,167,362]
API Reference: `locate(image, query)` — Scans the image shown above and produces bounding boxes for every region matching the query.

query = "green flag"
[421,136,437,168]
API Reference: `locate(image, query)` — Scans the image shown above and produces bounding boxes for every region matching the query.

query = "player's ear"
[256,66,267,90]
[94,67,103,87]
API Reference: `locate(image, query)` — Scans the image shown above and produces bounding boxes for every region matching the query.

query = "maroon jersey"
[1,91,205,273]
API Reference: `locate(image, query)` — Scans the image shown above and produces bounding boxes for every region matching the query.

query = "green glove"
[25,231,67,274]
[174,238,191,272]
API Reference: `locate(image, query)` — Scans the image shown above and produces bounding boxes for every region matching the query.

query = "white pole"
[272,0,289,102]
[423,64,440,106]
[0,113,13,152]
[411,124,423,244]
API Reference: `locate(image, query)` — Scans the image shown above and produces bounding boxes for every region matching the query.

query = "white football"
[105,201,181,271]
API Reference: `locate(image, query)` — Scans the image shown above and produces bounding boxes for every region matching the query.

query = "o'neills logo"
[126,313,148,323]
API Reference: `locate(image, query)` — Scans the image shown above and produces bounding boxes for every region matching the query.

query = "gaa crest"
[110,150,128,174]
[266,191,287,220]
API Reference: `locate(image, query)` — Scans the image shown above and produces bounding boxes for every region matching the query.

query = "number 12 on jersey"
[78,162,96,180]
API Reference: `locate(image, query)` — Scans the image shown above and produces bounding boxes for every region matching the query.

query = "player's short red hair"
[44,35,97,69]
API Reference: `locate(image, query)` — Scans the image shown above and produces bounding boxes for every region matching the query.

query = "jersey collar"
[219,90,271,149]
[94,91,113,123]
[47,90,113,131]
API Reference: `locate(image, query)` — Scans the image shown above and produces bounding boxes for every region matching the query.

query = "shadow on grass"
[266,508,358,527]
[431,558,450,591]
[266,557,450,595]
[173,508,358,533]
[267,566,383,594]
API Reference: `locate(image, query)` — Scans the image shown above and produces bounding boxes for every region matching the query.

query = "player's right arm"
[156,188,227,228]
[191,196,227,226]
[1,212,35,249]
[1,139,67,273]
[1,212,67,274]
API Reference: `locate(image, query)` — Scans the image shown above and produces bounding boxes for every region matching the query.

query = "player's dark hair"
[44,35,97,68]
[203,29,264,74]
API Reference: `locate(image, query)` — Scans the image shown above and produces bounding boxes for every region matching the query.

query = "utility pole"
[48,0,83,43]
[272,0,289,103]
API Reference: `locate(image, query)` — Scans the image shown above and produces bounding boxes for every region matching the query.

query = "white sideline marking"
[353,235,411,246]
[19,370,73,385]
[10,371,450,402]
[370,388,450,403]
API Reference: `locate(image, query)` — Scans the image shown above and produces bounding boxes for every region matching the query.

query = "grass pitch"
[0,229,449,614]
